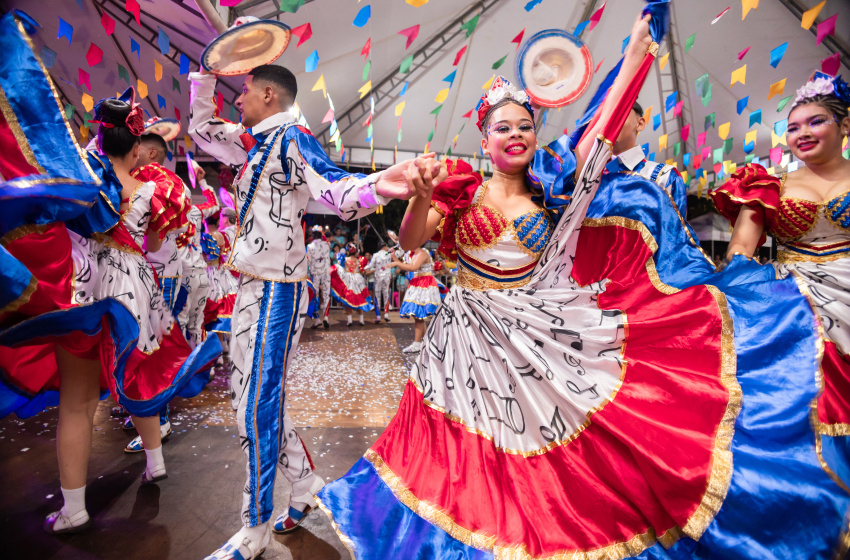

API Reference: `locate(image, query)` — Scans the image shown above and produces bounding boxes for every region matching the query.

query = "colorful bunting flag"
[460,14,480,37]
[742,0,759,20]
[126,0,141,26]
[822,53,840,76]
[492,54,508,70]
[291,23,312,47]
[154,60,163,82]
[279,0,304,13]
[353,5,371,27]
[398,25,420,49]
[731,64,746,86]
[453,45,467,66]
[525,0,542,11]
[361,38,371,58]
[724,137,734,154]
[653,114,661,130]
[158,27,170,56]
[718,122,730,140]
[769,42,788,68]
[685,33,696,52]
[768,78,786,100]
[406,0,429,7]
[512,29,525,50]
[681,124,691,143]
[697,132,706,148]
[101,12,115,35]
[659,134,668,151]
[172,76,181,92]
[399,81,409,95]
[712,7,731,24]
[118,63,129,84]
[776,94,793,112]
[64,104,75,121]
[772,130,787,147]
[312,74,327,98]
[130,37,141,61]
[78,68,91,91]
[321,108,334,124]
[589,2,606,30]
[400,54,414,74]
[358,81,371,99]
[482,75,495,89]
[665,91,677,113]
[574,20,589,36]
[736,96,749,115]
[362,60,371,81]
[137,79,148,99]
[180,54,190,75]
[82,93,93,112]
[705,113,716,130]
[774,118,788,136]
[801,0,825,30]
[749,109,761,127]
[816,14,837,46]
[737,46,750,60]
[58,17,73,45]
[305,50,319,72]
[658,53,669,70]
[158,94,166,109]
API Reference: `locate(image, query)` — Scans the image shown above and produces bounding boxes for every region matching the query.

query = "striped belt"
[779,240,850,264]
[455,248,537,290]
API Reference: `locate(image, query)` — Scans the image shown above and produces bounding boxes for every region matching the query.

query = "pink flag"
[462,109,473,119]
[175,107,181,122]
[770,147,782,164]
[86,43,103,67]
[701,145,711,160]
[78,68,91,91]
[681,124,691,143]
[362,114,372,127]
[220,0,243,6]
[322,108,334,124]
[588,2,606,31]
[511,29,525,51]
[291,23,313,47]
[816,14,837,46]
[737,46,750,61]
[694,155,702,168]
[398,25,420,49]
[126,0,141,27]
[822,53,840,76]
[101,12,115,35]
[453,45,467,66]
[711,7,730,24]
[361,38,371,58]
[697,132,706,148]
[674,100,683,117]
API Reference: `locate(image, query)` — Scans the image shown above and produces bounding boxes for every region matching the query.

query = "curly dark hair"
[94,98,140,157]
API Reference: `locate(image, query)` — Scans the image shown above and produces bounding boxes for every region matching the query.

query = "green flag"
[118,64,129,84]
[446,147,452,157]
[430,104,443,116]
[704,112,715,130]
[492,54,508,70]
[724,137,733,154]
[427,129,434,142]
[279,0,304,13]
[399,54,414,74]
[776,94,793,112]
[64,104,75,121]
[460,14,479,38]
[745,154,755,164]
[230,104,238,122]
[397,129,402,143]
[685,33,696,52]
[673,142,681,156]
[362,60,371,82]
[172,76,181,93]
[713,147,723,164]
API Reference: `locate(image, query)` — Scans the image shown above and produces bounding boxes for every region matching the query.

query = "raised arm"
[392,249,428,271]
[188,72,248,167]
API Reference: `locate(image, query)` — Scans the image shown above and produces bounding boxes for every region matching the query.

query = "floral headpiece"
[90,87,145,136]
[793,72,850,108]
[476,76,534,132]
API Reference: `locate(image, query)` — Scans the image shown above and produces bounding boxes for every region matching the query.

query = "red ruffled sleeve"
[131,163,190,239]
[709,163,781,246]
[429,158,483,260]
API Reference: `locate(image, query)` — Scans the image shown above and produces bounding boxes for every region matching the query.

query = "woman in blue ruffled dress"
[316,9,850,559]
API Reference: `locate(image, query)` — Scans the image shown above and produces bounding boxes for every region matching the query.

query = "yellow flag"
[330,129,340,143]
[730,64,746,87]
[658,53,670,70]
[452,134,459,145]
[742,0,759,20]
[658,134,668,151]
[772,130,787,147]
[643,105,653,123]
[82,92,94,112]
[665,158,676,166]
[137,79,148,99]
[681,170,689,183]
[406,0,429,6]
[154,60,163,82]
[801,0,825,29]
[435,88,450,103]
[184,134,192,149]
[80,126,89,144]
[312,74,327,98]
[729,162,737,174]
[358,81,371,99]
[395,101,405,116]
[767,166,775,175]
[768,78,786,100]
[697,183,703,198]
[718,122,731,140]
[482,75,495,90]
[745,129,758,146]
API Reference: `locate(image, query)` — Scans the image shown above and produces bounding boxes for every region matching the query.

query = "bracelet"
[647,42,659,57]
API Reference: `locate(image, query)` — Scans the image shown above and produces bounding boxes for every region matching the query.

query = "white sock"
[232,521,268,545]
[61,485,86,516]
[144,444,165,473]
[347,314,352,323]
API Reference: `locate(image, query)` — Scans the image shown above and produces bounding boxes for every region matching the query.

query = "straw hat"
[143,117,181,142]
[201,16,291,76]
[515,29,593,108]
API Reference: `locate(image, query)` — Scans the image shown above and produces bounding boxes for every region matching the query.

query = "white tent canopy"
[7,0,849,178]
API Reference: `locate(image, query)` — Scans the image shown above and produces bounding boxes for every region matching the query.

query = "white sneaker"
[402,341,422,353]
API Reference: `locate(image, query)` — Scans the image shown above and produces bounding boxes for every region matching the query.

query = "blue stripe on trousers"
[159,277,180,315]
[245,280,302,525]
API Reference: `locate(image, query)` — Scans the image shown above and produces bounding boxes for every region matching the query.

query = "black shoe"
[310,322,320,329]
[323,319,330,330]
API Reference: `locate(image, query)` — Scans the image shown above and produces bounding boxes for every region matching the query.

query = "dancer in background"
[317,8,850,558]
[188,54,446,558]
[364,240,394,323]
[392,247,441,352]
[307,224,332,330]
[0,18,200,531]
[712,71,850,490]
[176,162,219,347]
[330,242,374,326]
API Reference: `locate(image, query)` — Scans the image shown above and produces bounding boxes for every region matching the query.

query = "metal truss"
[233,0,319,23]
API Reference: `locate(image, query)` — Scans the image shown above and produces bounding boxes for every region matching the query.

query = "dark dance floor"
[0,311,418,559]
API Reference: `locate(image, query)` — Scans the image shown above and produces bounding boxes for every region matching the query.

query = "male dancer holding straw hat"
[189,51,447,560]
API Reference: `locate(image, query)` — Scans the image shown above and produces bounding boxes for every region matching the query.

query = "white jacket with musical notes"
[188,73,387,283]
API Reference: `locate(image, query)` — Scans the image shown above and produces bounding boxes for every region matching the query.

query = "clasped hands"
[374,153,449,201]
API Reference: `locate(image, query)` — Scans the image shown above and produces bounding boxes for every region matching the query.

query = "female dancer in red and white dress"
[392,247,442,353]
[712,72,850,488]
[330,242,375,326]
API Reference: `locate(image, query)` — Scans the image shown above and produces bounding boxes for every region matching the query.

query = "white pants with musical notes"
[230,276,316,527]
[177,246,210,347]
[373,275,391,317]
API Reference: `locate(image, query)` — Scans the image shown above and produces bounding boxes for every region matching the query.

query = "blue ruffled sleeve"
[526,134,577,217]
[63,152,122,238]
